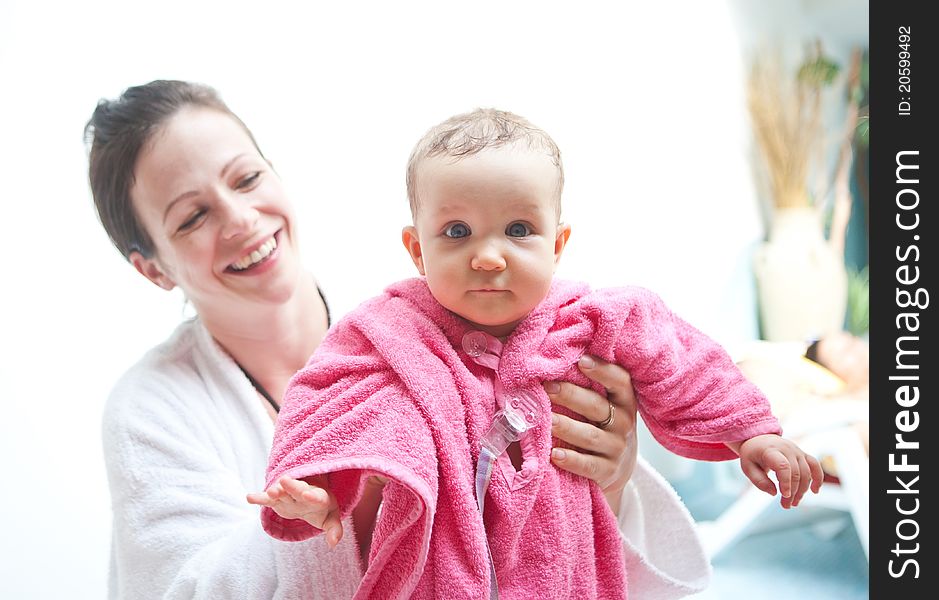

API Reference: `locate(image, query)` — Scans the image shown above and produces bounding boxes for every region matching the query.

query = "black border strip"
[871,3,934,596]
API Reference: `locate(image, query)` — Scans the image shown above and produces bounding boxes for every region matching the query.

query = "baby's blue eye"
[444,223,471,238]
[506,222,531,237]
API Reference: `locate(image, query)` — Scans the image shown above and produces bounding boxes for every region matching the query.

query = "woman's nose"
[471,242,507,271]
[220,197,260,240]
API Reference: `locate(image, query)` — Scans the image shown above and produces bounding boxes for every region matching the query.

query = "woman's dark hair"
[804,338,821,364]
[85,80,262,259]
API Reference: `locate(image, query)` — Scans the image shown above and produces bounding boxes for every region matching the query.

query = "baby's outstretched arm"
[728,434,825,509]
[247,476,343,547]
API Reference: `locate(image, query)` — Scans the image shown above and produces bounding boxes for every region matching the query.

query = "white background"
[0,1,866,597]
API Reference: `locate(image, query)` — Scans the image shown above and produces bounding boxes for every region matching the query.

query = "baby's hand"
[247,476,343,547]
[737,434,824,509]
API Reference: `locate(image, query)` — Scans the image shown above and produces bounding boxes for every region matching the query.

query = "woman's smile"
[227,231,280,273]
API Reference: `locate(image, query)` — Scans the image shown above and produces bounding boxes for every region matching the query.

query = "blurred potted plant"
[846,52,870,340]
[748,43,864,342]
[846,265,869,338]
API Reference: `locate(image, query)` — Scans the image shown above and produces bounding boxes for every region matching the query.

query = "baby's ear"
[553,223,572,266]
[401,226,426,275]
[130,251,176,291]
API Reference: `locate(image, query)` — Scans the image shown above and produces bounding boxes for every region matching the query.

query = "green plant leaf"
[798,55,840,87]
[860,52,869,91]
[846,265,870,336]
[856,116,870,148]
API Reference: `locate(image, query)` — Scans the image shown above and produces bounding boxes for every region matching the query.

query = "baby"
[249,109,823,599]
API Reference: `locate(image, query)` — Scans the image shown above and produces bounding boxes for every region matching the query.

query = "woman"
[89,80,709,599]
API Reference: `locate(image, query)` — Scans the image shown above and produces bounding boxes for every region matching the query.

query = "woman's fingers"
[551,412,619,458]
[550,412,638,491]
[546,356,640,496]
[576,355,638,415]
[550,434,637,492]
[544,367,637,437]
[550,445,609,483]
[545,380,610,424]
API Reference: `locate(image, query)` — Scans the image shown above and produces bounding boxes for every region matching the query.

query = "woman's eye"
[444,223,471,238]
[177,209,206,232]
[506,222,531,237]
[236,171,261,189]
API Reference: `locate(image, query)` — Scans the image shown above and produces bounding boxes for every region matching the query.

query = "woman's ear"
[130,251,176,291]
[401,226,426,275]
[553,223,572,266]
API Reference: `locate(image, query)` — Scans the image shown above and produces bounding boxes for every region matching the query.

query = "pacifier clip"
[462,331,541,600]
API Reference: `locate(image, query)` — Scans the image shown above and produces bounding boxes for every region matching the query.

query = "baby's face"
[404,146,569,337]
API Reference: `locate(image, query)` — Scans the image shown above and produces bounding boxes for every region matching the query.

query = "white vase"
[753,207,848,342]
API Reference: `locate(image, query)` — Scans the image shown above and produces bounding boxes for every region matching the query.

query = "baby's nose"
[471,245,507,271]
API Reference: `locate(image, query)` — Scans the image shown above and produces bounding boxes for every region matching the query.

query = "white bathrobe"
[103,318,710,599]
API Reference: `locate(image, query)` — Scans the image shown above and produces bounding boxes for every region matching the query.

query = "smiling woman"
[124,108,307,309]
[86,81,339,597]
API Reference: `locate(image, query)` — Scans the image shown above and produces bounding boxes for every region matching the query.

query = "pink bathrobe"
[262,278,781,599]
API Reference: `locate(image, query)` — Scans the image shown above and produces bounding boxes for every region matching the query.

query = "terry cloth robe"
[262,278,780,599]
[102,319,363,600]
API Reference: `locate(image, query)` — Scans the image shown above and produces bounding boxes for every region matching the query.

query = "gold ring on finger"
[594,402,615,430]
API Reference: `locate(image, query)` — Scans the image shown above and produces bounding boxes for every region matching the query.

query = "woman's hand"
[545,355,639,515]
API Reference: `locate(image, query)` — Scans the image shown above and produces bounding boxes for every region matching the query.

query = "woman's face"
[817,331,869,390]
[130,106,303,316]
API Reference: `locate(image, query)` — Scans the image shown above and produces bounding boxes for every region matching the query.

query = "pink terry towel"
[262,278,780,599]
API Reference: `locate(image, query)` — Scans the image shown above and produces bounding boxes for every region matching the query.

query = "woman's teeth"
[231,236,277,271]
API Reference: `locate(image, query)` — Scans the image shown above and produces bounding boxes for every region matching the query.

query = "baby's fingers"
[245,491,273,507]
[281,477,329,505]
[764,448,795,502]
[791,451,825,506]
[741,458,777,497]
[808,453,824,494]
[246,478,290,507]
[321,509,343,549]
[282,476,344,545]
[266,481,286,500]
[791,455,812,506]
